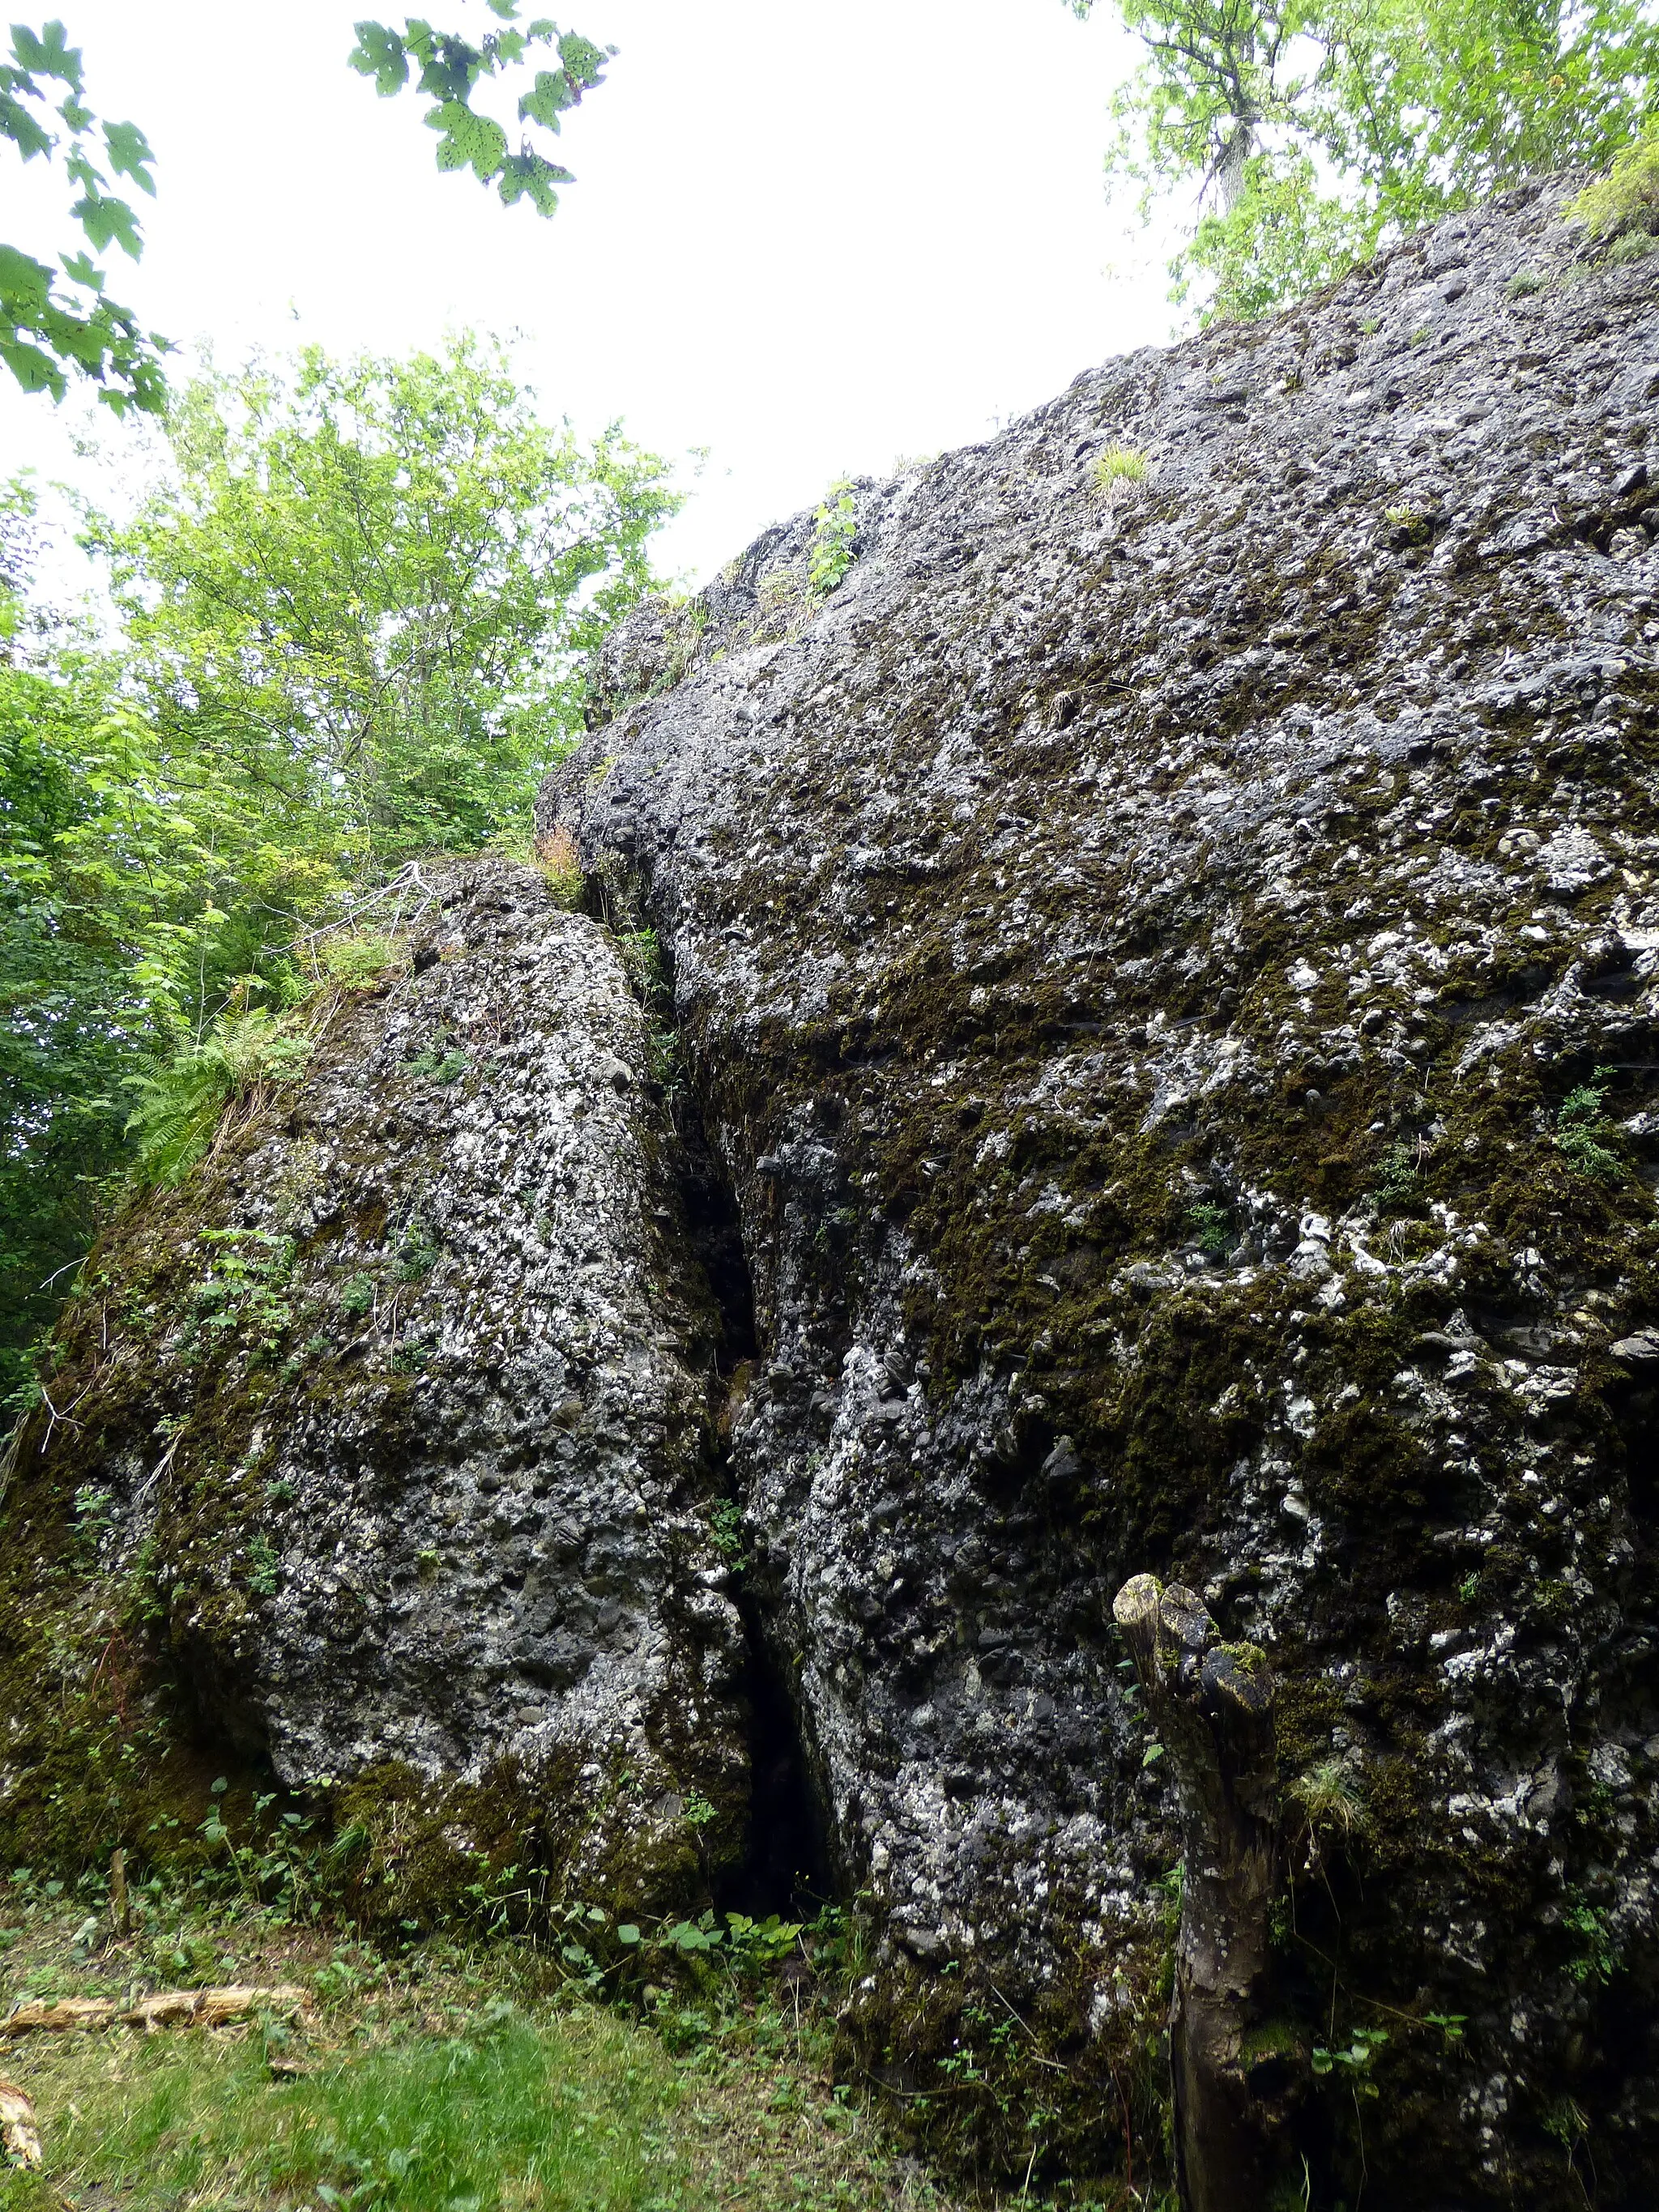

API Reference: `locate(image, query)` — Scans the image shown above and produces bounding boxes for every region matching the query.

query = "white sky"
[1,0,1179,589]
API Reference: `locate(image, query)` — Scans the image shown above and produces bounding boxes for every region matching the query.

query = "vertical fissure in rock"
[672,1070,828,1918]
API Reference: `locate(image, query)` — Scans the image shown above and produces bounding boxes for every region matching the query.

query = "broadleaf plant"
[349,5,611,215]
[0,18,168,413]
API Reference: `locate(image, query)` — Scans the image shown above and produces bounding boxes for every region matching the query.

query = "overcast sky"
[2,0,1179,588]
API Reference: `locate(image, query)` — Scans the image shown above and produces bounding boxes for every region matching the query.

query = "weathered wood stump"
[1114,1573,1286,2212]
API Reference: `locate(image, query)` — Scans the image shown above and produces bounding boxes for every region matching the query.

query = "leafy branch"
[0,19,168,412]
[349,2,613,215]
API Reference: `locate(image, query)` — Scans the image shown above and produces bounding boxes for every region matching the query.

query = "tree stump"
[1114,1573,1287,2212]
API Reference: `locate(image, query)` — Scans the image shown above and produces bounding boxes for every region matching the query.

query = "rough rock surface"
[544,180,1659,2204]
[0,862,749,1912]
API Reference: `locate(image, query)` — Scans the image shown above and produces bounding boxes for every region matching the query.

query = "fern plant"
[124,1011,313,1187]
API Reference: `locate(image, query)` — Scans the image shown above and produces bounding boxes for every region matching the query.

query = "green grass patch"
[2,2003,684,2211]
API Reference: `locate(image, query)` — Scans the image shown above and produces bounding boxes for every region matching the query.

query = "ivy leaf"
[102,120,156,194]
[485,0,520,16]
[424,98,506,182]
[348,21,409,96]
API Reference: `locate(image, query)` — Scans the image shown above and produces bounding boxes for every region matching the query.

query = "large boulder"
[0,861,751,1919]
[544,180,1659,2205]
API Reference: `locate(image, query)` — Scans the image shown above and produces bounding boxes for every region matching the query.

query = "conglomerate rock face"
[0,862,749,1914]
[544,180,1659,2203]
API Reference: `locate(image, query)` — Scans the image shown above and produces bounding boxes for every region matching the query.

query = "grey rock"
[544,177,1659,2201]
[0,860,748,1911]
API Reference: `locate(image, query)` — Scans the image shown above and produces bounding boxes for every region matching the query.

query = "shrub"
[1094,441,1149,490]
[1570,121,1659,241]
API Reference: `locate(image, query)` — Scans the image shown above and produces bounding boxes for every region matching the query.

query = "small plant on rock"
[808,480,858,598]
[1555,1070,1623,1184]
[1186,1199,1233,1259]
[1505,268,1546,297]
[1094,441,1149,490]
[126,1008,314,1186]
[532,823,585,909]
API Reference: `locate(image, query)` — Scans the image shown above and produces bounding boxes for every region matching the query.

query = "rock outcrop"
[542,179,1659,2204]
[6,177,1659,2210]
[0,863,751,1916]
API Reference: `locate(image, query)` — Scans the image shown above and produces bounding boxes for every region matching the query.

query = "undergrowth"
[0,1872,959,2212]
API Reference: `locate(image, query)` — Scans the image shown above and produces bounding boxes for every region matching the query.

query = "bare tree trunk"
[1113,1575,1286,2212]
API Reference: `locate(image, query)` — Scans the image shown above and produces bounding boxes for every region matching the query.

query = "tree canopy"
[1079,0,1659,318]
[0,337,674,1400]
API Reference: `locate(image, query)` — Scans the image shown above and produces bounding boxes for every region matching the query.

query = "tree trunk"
[1113,1574,1286,2212]
[1215,117,1254,212]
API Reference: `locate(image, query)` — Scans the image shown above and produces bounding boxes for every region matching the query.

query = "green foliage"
[1563,1894,1618,1984]
[709,1497,749,1569]
[245,1529,279,1597]
[1077,0,1659,320]
[88,334,677,867]
[1570,116,1659,238]
[123,1012,313,1187]
[1,338,674,1393]
[1555,1070,1623,1184]
[1311,2022,1388,2093]
[0,20,168,413]
[1184,1197,1232,1256]
[1094,441,1149,489]
[314,931,407,989]
[808,481,858,598]
[1371,1135,1421,1210]
[350,6,613,218]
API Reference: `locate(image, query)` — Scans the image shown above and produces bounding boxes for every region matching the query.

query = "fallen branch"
[1,1984,310,2039]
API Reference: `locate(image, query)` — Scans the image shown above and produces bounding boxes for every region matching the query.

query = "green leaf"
[518,67,575,129]
[102,119,156,194]
[556,31,608,87]
[424,98,506,181]
[497,147,569,213]
[0,89,53,160]
[58,248,104,291]
[0,242,53,312]
[616,1923,641,1945]
[348,20,409,96]
[11,21,81,89]
[71,188,143,259]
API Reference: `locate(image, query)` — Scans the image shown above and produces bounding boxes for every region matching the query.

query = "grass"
[1092,444,1147,491]
[0,1878,960,2212]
